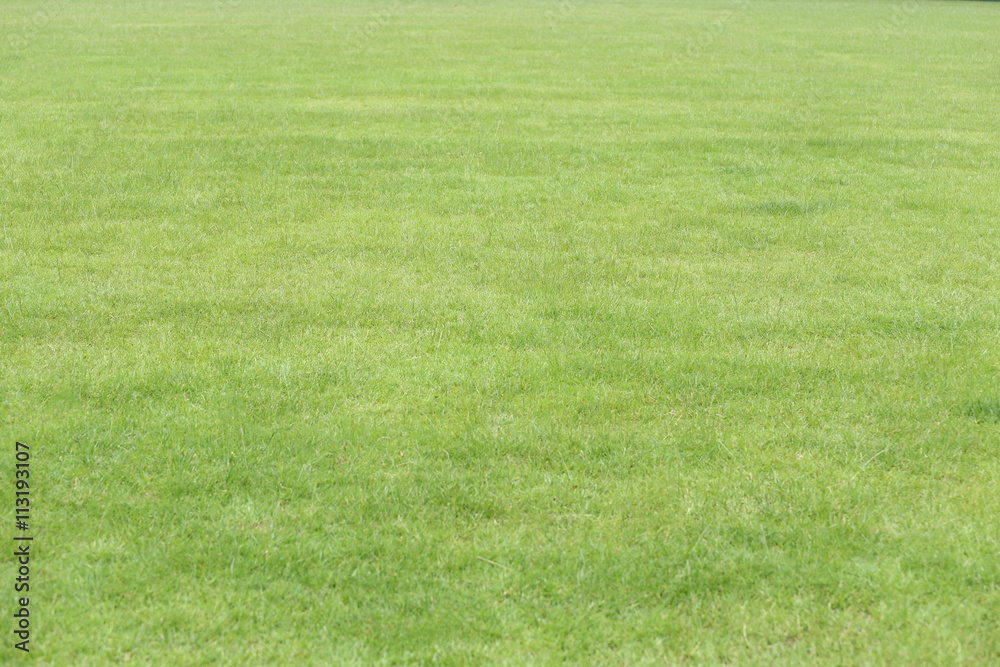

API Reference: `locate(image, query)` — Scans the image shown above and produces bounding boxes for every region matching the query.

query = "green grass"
[3,0,1000,663]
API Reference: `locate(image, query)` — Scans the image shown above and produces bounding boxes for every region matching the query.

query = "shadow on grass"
[963,399,1000,424]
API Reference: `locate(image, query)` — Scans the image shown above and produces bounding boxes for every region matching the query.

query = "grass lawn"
[2,0,1000,663]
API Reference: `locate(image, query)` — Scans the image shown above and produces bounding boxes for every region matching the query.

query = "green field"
[2,0,1000,663]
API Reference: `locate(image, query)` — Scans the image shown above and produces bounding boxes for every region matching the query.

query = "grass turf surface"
[3,0,1000,663]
